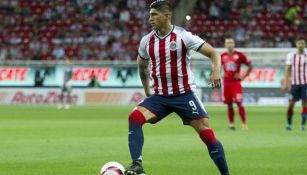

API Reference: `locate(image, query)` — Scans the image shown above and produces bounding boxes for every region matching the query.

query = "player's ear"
[164,12,172,20]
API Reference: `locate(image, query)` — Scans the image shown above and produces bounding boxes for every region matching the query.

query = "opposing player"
[125,1,229,175]
[282,36,306,131]
[58,58,73,109]
[221,36,253,131]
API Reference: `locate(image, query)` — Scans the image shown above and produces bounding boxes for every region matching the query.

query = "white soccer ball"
[100,161,125,175]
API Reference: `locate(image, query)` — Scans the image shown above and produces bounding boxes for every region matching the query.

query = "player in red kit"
[221,36,253,131]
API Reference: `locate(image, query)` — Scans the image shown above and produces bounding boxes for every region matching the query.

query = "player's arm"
[283,65,291,91]
[198,43,221,88]
[242,64,253,80]
[137,55,152,97]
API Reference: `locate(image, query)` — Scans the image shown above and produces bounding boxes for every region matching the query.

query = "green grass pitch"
[0,105,306,175]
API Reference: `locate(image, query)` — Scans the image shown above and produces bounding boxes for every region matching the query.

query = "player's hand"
[235,73,242,80]
[145,91,152,97]
[209,71,222,89]
[281,84,290,92]
[281,78,291,92]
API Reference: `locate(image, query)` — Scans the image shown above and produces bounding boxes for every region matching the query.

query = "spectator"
[285,5,301,26]
[119,7,130,22]
[209,2,220,20]
[241,5,252,22]
[219,1,232,20]
[0,43,8,60]
[52,44,65,59]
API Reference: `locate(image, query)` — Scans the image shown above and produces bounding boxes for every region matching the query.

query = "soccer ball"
[100,161,125,175]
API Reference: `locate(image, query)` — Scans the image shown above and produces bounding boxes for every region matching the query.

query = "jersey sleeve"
[240,52,251,65]
[182,31,206,51]
[138,36,150,60]
[221,53,225,65]
[285,53,292,65]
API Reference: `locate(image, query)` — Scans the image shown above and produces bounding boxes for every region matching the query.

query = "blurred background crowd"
[0,0,305,61]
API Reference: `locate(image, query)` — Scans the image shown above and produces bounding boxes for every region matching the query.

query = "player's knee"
[227,104,233,108]
[129,110,146,125]
[235,101,243,107]
[190,118,210,132]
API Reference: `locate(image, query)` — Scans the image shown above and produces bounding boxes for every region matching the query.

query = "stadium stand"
[0,0,305,61]
[188,0,306,48]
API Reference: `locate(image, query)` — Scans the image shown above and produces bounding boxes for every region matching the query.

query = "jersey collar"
[154,25,174,40]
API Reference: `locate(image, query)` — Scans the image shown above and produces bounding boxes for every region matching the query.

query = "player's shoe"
[64,104,70,109]
[242,124,248,131]
[125,161,146,175]
[301,125,305,131]
[57,104,63,109]
[229,126,235,131]
[285,125,292,131]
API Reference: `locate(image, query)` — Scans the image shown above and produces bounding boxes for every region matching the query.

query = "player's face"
[225,39,235,51]
[296,40,305,51]
[149,8,169,31]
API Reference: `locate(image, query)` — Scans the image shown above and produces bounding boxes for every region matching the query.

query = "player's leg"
[126,106,155,175]
[223,83,235,129]
[58,86,65,109]
[286,100,296,130]
[301,100,307,131]
[227,103,235,130]
[65,85,72,109]
[300,85,307,131]
[233,82,247,130]
[190,119,229,175]
[126,95,170,175]
[286,85,299,130]
[173,92,229,175]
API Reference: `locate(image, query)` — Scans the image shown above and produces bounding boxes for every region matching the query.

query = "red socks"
[199,129,218,147]
[238,105,246,124]
[129,110,146,125]
[227,106,234,124]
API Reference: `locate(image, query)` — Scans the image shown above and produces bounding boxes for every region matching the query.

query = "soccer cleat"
[229,126,235,131]
[125,161,146,175]
[242,124,248,131]
[301,126,305,131]
[285,125,292,131]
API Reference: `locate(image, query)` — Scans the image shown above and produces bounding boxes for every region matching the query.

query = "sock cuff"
[129,110,146,125]
[199,129,218,146]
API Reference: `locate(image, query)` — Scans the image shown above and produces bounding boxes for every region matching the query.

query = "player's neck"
[298,49,304,54]
[227,49,234,54]
[156,23,172,37]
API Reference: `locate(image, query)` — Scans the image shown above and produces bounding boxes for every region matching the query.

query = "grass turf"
[0,105,306,175]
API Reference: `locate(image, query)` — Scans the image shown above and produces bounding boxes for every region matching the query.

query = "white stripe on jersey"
[139,25,205,95]
[286,52,307,85]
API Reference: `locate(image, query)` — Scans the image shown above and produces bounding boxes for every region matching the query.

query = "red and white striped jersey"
[138,25,205,95]
[285,51,307,85]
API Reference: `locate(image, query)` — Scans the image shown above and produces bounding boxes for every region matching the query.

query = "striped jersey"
[63,65,73,84]
[285,51,307,85]
[138,25,205,95]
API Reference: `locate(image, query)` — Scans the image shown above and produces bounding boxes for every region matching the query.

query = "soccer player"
[221,36,253,131]
[125,1,229,175]
[58,58,73,109]
[282,36,306,131]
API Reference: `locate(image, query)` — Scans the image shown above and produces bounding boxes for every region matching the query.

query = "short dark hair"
[224,35,234,41]
[296,36,305,42]
[150,0,173,13]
